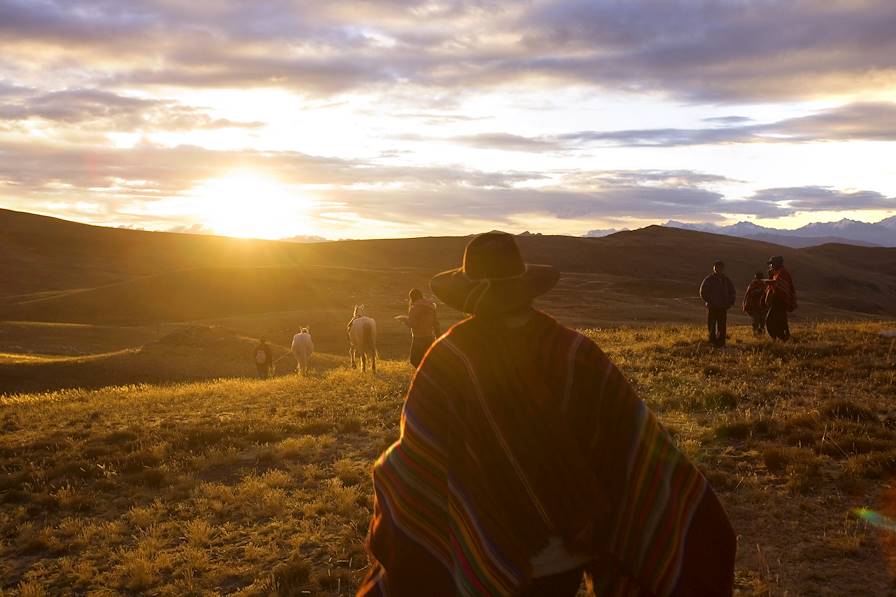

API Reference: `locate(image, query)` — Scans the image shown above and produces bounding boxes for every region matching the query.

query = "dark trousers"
[707,308,728,346]
[750,310,766,335]
[521,567,584,597]
[256,363,270,379]
[766,304,790,340]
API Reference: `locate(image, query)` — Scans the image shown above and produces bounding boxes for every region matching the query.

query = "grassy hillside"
[0,325,349,395]
[0,208,463,299]
[0,314,463,396]
[2,322,895,595]
[2,207,894,397]
[1,266,433,325]
[0,321,158,357]
[3,208,896,328]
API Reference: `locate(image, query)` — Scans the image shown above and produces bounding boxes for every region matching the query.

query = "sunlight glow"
[190,173,315,240]
[854,508,896,532]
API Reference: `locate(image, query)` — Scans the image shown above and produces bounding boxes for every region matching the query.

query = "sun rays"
[190,172,315,240]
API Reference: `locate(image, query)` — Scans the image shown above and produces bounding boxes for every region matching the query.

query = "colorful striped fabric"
[358,311,734,596]
[766,266,797,311]
[591,402,708,596]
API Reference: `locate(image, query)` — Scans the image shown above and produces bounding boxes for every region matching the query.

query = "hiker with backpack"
[764,255,797,341]
[254,338,273,379]
[743,272,767,336]
[397,288,441,368]
[357,232,735,597]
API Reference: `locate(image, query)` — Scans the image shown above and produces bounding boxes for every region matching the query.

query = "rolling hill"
[2,207,896,330]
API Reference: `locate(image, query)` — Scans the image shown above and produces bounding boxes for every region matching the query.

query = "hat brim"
[430,263,559,315]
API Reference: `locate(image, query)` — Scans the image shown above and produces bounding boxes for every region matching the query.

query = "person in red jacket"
[742,272,767,336]
[358,232,735,597]
[764,255,796,341]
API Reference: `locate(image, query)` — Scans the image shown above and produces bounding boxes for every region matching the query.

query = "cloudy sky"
[1,0,895,239]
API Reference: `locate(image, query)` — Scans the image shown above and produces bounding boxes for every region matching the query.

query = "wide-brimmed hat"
[430,231,559,315]
[767,255,784,267]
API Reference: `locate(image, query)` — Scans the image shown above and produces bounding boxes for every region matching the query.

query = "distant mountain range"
[587,216,895,247]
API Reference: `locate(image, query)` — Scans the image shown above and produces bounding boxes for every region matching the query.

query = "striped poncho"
[358,311,734,596]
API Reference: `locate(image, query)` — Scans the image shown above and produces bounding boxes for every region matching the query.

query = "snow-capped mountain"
[584,228,624,238]
[663,217,895,247]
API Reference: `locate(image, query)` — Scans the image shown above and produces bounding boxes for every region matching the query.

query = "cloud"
[768,103,896,142]
[0,79,31,97]
[0,140,750,224]
[1,1,894,102]
[444,102,896,150]
[0,88,264,131]
[0,1,891,238]
[333,186,731,223]
[514,0,896,102]
[0,2,385,96]
[750,186,896,213]
[0,140,542,202]
[590,102,896,146]
[557,127,751,147]
[714,198,791,219]
[0,142,891,234]
[21,147,751,225]
[0,0,157,46]
[702,116,753,125]
[451,133,559,152]
[561,170,734,188]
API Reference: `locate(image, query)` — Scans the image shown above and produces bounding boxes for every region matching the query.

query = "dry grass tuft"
[821,399,876,422]
[762,446,789,472]
[271,554,313,594]
[715,417,773,440]
[16,581,46,597]
[183,519,215,547]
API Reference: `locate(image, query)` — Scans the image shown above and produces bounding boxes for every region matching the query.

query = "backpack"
[255,349,268,364]
[744,285,764,312]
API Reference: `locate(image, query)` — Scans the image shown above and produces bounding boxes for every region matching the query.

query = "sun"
[190,172,314,239]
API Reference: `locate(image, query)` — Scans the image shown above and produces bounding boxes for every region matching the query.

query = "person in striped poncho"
[358,232,735,596]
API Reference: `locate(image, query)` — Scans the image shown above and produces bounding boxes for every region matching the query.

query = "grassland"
[0,325,324,396]
[2,321,895,595]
